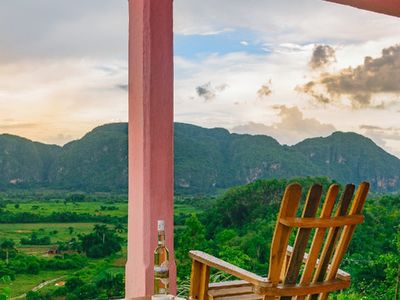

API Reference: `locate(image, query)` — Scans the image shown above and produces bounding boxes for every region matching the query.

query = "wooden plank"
[319,182,369,300]
[296,184,339,300]
[209,280,252,290]
[258,279,350,297]
[208,286,254,297]
[268,183,303,284]
[208,281,254,300]
[214,294,263,300]
[309,184,355,300]
[279,215,363,228]
[280,184,322,300]
[189,251,268,287]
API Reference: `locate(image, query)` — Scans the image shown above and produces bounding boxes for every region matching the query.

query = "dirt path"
[10,276,65,300]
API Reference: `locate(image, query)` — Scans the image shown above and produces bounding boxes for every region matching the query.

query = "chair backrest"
[267,182,369,299]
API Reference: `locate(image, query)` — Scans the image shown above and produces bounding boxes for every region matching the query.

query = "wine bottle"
[154,220,170,295]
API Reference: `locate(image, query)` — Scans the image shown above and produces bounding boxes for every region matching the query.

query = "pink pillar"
[126,0,175,298]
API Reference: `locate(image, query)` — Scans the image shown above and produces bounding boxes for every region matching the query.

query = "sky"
[0,1,400,157]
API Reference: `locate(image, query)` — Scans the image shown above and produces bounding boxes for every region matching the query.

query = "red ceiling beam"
[325,0,400,17]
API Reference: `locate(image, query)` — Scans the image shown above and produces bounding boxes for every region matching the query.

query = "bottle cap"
[157,220,165,231]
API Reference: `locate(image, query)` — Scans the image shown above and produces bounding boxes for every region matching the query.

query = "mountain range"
[0,122,399,193]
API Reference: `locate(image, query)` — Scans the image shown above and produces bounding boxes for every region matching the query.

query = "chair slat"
[268,183,303,285]
[319,182,370,300]
[296,184,339,300]
[279,215,363,228]
[280,184,323,300]
[309,184,355,300]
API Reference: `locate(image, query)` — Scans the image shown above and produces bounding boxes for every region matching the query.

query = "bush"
[26,261,40,274]
[26,291,41,300]
[65,277,84,292]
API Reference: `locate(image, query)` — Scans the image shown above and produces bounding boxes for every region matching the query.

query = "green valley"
[0,123,399,299]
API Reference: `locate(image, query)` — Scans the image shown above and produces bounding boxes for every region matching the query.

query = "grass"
[6,201,128,218]
[6,199,198,218]
[174,203,200,214]
[0,223,99,249]
[3,270,67,298]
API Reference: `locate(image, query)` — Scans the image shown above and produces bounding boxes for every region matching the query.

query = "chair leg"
[190,260,202,299]
[189,260,210,300]
[198,264,210,300]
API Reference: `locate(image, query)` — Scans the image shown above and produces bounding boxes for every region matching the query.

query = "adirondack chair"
[188,182,369,300]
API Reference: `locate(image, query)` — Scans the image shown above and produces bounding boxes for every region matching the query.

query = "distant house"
[47,246,60,255]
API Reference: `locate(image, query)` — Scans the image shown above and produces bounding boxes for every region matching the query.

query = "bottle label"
[154,262,169,279]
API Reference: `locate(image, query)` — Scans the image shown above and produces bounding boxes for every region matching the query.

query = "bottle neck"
[158,230,165,246]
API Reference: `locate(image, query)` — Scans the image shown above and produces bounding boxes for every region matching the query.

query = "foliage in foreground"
[25,271,124,300]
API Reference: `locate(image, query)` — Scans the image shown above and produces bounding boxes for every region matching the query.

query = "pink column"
[126,0,175,298]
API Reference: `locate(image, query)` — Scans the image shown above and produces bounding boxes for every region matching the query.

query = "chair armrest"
[189,250,270,287]
[286,246,350,280]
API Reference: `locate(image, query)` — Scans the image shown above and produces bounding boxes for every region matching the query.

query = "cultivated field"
[0,194,199,299]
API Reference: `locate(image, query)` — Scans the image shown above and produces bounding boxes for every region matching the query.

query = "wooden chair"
[188,182,369,300]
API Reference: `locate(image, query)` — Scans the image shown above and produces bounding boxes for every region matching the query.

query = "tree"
[79,225,122,258]
[96,272,124,299]
[65,277,84,292]
[75,283,98,299]
[68,227,74,235]
[175,214,208,279]
[113,223,125,233]
[93,224,108,244]
[27,261,40,274]
[0,240,16,264]
[26,291,41,300]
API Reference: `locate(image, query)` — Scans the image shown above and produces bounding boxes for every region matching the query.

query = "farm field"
[4,201,128,218]
[0,223,99,253]
[7,270,67,298]
[0,194,200,299]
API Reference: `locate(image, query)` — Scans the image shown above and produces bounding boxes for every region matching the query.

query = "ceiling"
[326,0,400,17]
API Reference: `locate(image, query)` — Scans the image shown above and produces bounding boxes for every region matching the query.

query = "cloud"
[0,58,127,145]
[295,82,332,104]
[174,0,400,44]
[360,125,400,141]
[309,45,336,69]
[116,84,128,91]
[257,80,272,98]
[195,82,228,101]
[360,124,400,157]
[231,105,336,145]
[0,0,127,62]
[298,44,400,108]
[0,123,38,130]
